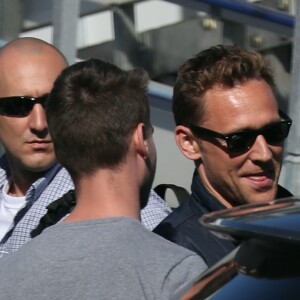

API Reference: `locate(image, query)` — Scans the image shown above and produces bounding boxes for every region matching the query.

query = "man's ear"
[133,123,148,159]
[175,125,202,160]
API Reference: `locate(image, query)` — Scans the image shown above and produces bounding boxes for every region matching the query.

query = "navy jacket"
[153,171,293,267]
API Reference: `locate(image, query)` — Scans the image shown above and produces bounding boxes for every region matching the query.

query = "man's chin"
[25,159,57,173]
[243,189,278,205]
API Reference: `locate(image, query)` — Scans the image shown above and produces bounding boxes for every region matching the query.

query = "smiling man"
[153,44,293,267]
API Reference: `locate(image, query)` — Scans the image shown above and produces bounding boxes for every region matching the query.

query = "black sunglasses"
[189,111,292,155]
[0,95,48,117]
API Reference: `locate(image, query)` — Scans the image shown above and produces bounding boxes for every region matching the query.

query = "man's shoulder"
[152,195,236,267]
[22,217,201,265]
[152,197,208,255]
[136,225,207,299]
[153,196,200,233]
[117,219,207,278]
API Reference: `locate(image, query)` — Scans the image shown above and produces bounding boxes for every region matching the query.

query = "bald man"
[0,38,171,256]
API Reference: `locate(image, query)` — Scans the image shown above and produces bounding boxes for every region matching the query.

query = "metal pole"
[280,0,300,195]
[52,0,80,64]
[0,0,22,41]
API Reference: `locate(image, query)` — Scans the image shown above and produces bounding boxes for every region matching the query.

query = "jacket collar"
[191,170,227,213]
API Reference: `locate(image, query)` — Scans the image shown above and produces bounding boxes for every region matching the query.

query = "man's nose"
[28,104,48,138]
[249,135,273,162]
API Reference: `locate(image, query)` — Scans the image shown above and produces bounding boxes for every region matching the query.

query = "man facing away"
[0,59,207,300]
[0,37,171,257]
[154,45,293,267]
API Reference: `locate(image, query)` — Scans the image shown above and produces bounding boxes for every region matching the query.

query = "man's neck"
[8,170,48,197]
[8,181,31,197]
[5,155,54,196]
[63,169,141,223]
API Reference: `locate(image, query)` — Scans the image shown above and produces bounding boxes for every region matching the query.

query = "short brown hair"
[46,59,151,180]
[173,44,275,126]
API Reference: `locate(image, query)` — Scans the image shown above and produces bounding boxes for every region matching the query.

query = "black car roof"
[200,197,300,244]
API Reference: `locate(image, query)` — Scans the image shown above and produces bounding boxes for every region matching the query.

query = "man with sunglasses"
[0,37,171,256]
[153,44,293,267]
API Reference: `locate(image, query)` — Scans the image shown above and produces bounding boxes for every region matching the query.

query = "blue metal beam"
[165,0,294,36]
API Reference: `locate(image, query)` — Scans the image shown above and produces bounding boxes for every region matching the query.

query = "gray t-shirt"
[0,217,207,299]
